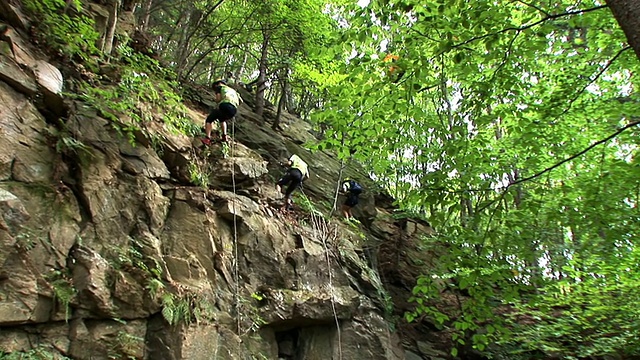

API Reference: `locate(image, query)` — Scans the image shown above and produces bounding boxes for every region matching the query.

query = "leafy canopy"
[312,0,640,357]
[19,0,640,357]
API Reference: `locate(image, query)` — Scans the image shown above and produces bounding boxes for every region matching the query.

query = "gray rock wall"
[0,15,440,360]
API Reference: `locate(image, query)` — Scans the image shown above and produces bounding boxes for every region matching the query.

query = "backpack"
[349,180,363,193]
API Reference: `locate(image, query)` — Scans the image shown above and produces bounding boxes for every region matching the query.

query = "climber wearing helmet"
[276,154,310,210]
[340,178,363,221]
[202,79,241,145]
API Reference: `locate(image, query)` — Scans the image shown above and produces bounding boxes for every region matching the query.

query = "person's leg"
[219,103,237,141]
[283,169,303,209]
[351,194,360,208]
[204,122,213,138]
[276,173,292,196]
[344,193,358,220]
[284,181,298,208]
[204,110,221,142]
[220,120,228,141]
[341,204,350,219]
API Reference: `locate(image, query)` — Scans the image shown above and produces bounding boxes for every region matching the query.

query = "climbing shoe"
[200,137,212,146]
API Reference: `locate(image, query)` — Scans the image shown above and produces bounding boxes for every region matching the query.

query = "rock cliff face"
[0,7,439,360]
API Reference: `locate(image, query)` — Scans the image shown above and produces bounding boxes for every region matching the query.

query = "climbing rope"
[230,117,240,334]
[305,191,343,360]
[329,159,346,218]
[213,327,220,360]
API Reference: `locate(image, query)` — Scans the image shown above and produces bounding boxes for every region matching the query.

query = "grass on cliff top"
[76,45,201,144]
[24,0,202,144]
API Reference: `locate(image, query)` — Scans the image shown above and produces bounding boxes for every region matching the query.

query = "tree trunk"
[234,51,248,81]
[273,76,286,130]
[122,0,137,11]
[207,60,215,84]
[102,0,120,55]
[254,27,270,117]
[159,2,187,56]
[139,0,153,31]
[175,9,194,77]
[175,1,224,79]
[605,0,640,60]
[284,80,296,114]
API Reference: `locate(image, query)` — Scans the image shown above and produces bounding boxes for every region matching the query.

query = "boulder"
[160,199,220,287]
[213,190,261,225]
[339,313,405,360]
[31,60,66,119]
[119,140,171,180]
[0,82,54,184]
[210,156,269,187]
[0,255,47,325]
[0,181,81,276]
[417,340,448,359]
[71,246,114,317]
[69,318,146,360]
[0,54,38,96]
[0,328,30,353]
[263,287,360,326]
[0,47,65,119]
[0,323,71,355]
[146,314,264,360]
[112,271,159,319]
[33,60,63,95]
[0,3,29,30]
[406,350,425,360]
[0,187,30,234]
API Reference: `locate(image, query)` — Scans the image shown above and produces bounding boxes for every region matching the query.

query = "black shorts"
[344,192,359,207]
[206,102,237,123]
[277,168,303,198]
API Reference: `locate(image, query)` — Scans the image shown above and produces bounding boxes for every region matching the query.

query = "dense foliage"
[18,0,640,358]
[312,0,640,358]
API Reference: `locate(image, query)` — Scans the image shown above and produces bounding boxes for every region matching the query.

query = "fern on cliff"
[23,0,100,64]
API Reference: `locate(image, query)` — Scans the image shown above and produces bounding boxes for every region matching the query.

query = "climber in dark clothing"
[202,79,241,145]
[340,178,363,220]
[276,154,309,210]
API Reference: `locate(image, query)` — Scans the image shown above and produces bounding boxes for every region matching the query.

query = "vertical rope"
[329,159,346,218]
[230,118,240,334]
[213,329,220,359]
[319,216,342,360]
[306,200,342,360]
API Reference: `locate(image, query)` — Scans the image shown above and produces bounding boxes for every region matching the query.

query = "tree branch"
[473,119,640,213]
[509,119,640,187]
[443,5,608,54]
[423,119,640,197]
[490,32,520,81]
[555,46,631,117]
[514,0,550,16]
